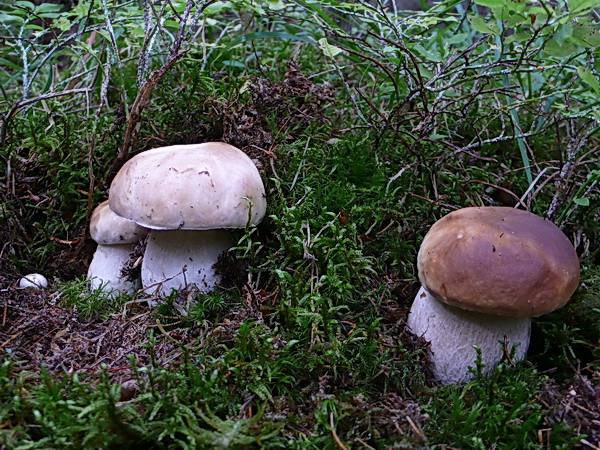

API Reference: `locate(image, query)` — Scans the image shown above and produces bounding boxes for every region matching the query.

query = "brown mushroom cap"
[417,206,580,317]
[108,143,266,230]
[90,200,148,245]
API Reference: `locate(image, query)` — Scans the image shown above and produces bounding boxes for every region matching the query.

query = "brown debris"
[356,392,429,446]
[0,279,181,385]
[213,250,247,290]
[540,370,600,447]
[121,234,148,282]
[223,62,336,160]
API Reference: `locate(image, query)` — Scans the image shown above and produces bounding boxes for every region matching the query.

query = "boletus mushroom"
[108,142,266,295]
[407,206,580,384]
[88,200,148,295]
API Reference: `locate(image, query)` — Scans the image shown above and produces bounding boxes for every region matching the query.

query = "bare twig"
[329,412,347,450]
[546,118,597,221]
[106,50,188,183]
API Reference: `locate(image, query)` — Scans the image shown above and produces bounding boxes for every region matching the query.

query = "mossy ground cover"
[1,0,599,448]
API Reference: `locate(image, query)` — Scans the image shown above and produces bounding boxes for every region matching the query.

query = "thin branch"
[546,119,598,220]
[107,50,188,183]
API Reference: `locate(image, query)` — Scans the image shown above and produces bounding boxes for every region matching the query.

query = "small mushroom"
[108,142,266,295]
[87,200,148,296]
[18,273,48,289]
[407,206,580,384]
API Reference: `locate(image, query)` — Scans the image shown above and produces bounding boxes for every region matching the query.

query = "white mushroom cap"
[90,200,148,245]
[417,206,580,317]
[108,143,266,230]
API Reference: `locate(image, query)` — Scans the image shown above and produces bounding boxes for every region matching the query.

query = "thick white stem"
[407,286,531,385]
[88,244,140,297]
[142,229,234,296]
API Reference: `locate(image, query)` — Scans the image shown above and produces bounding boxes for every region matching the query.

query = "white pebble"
[18,273,48,289]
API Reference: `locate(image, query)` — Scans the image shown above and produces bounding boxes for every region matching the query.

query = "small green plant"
[193,404,282,447]
[57,278,131,321]
[530,263,600,375]
[187,290,244,325]
[423,362,580,448]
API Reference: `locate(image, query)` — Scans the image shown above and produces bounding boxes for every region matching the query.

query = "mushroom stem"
[88,244,140,297]
[142,229,234,296]
[407,286,531,385]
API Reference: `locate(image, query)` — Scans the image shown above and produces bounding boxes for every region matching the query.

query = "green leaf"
[468,15,501,36]
[573,197,590,206]
[413,44,442,62]
[507,0,527,12]
[445,32,469,45]
[474,0,504,7]
[544,38,578,57]
[36,3,63,13]
[24,23,44,31]
[318,38,343,58]
[419,65,434,79]
[222,59,245,68]
[571,23,600,47]
[577,67,600,95]
[164,19,179,30]
[491,4,527,23]
[71,1,90,18]
[569,0,597,12]
[555,23,573,46]
[0,58,23,70]
[301,2,343,30]
[267,0,286,10]
[505,30,531,45]
[205,1,232,15]
[54,16,71,32]
[15,1,35,9]
[36,12,61,19]
[0,12,25,23]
